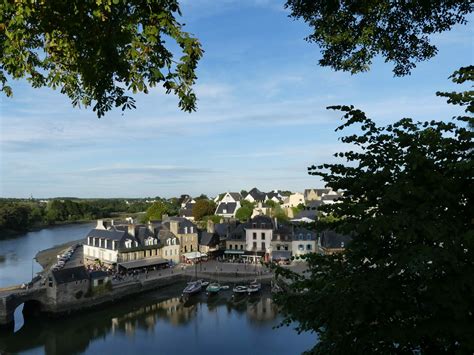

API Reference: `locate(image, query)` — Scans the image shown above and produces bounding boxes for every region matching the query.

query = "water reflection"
[0,287,313,355]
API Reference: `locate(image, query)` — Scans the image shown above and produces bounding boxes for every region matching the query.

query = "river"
[0,224,317,354]
[0,223,94,288]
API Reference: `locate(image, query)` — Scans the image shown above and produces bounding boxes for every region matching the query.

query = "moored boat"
[247,280,261,295]
[232,285,248,295]
[206,283,221,295]
[182,280,202,296]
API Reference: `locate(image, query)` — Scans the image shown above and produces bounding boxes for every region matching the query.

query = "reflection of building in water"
[246,297,277,323]
[157,297,197,326]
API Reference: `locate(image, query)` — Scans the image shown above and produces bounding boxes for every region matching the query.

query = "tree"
[145,201,170,221]
[285,0,472,76]
[273,68,473,353]
[0,0,203,117]
[192,199,216,221]
[235,206,252,221]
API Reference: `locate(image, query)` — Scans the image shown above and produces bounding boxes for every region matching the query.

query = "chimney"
[96,219,105,230]
[127,224,136,237]
[170,220,179,236]
[207,219,215,233]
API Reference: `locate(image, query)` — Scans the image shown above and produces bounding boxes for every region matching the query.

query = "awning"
[271,251,292,260]
[118,257,169,270]
[224,250,245,255]
[182,251,207,260]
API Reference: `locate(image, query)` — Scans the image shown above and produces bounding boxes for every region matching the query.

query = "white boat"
[220,285,230,290]
[233,285,248,294]
[206,283,221,294]
[182,280,202,296]
[247,280,261,295]
[201,281,210,287]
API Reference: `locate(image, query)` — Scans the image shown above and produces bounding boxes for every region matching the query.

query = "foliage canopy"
[0,0,203,117]
[273,67,474,354]
[285,0,472,76]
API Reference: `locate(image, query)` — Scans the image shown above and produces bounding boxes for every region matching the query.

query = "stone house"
[162,217,198,255]
[46,266,90,303]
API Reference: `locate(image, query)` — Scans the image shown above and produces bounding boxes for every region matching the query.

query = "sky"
[0,1,473,199]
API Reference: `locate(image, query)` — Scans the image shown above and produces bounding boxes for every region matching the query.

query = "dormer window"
[125,239,132,248]
[223,209,227,213]
[261,223,265,228]
[252,223,257,228]
[145,237,155,246]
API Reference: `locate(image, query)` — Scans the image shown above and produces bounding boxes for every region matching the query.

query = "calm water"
[0,223,94,287]
[0,225,316,354]
[0,286,316,354]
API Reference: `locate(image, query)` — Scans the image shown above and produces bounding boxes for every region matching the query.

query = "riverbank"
[35,239,84,271]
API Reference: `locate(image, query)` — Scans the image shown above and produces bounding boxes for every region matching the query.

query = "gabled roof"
[294,210,317,220]
[216,202,238,215]
[228,192,242,201]
[245,187,266,201]
[52,266,89,284]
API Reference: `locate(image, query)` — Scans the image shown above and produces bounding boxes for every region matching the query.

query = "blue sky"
[1,1,473,198]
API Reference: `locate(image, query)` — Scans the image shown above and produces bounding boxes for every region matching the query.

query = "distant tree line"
[0,198,157,236]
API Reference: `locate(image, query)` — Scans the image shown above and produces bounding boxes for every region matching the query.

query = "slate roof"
[227,223,247,241]
[293,227,317,241]
[322,194,341,201]
[162,216,198,234]
[52,266,89,284]
[245,187,266,201]
[247,215,273,229]
[228,192,242,201]
[135,226,157,245]
[157,229,179,245]
[216,202,238,215]
[294,210,317,220]
[319,230,352,248]
[86,228,126,241]
[266,191,283,201]
[273,224,292,241]
[199,231,219,247]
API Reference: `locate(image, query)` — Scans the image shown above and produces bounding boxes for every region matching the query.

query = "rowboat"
[206,283,221,295]
[247,280,261,295]
[182,280,202,296]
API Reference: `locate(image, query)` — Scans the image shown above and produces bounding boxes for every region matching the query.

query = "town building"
[215,192,242,218]
[161,216,199,256]
[292,227,317,257]
[243,187,266,203]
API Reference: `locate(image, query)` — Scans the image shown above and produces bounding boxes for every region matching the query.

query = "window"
[223,209,227,214]
[253,232,257,240]
[306,244,312,250]
[277,245,281,251]
[261,223,265,228]
[253,242,257,249]
[298,244,304,251]
[252,223,257,228]
[240,245,243,250]
[261,232,265,239]
[261,242,265,250]
[284,245,288,251]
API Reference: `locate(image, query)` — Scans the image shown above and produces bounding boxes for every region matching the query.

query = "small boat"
[233,285,248,295]
[206,283,221,295]
[220,285,230,290]
[182,280,202,296]
[247,280,261,295]
[201,281,210,287]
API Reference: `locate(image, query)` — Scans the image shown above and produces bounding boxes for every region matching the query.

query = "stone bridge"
[0,286,48,330]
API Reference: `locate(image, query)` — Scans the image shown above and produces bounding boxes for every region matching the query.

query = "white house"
[244,215,274,262]
[215,192,242,218]
[291,227,317,257]
[244,187,266,203]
